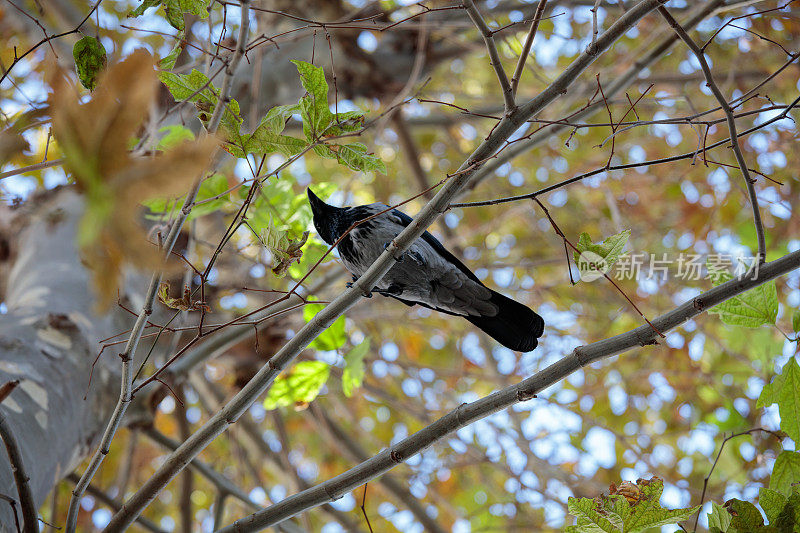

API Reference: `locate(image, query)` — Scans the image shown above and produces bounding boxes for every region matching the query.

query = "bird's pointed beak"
[307,187,339,216]
[307,187,324,214]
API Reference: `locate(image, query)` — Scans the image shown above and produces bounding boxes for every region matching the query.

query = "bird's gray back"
[341,204,497,317]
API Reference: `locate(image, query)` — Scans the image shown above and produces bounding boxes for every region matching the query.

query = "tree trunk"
[0,189,125,529]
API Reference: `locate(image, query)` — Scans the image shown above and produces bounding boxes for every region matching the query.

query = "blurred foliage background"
[2,0,800,531]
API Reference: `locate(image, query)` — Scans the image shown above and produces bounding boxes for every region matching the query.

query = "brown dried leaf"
[50,50,218,309]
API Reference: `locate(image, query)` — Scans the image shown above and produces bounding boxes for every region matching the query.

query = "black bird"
[307,188,544,352]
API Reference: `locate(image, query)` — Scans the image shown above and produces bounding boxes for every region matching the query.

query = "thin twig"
[450,94,800,208]
[658,5,766,263]
[532,197,663,337]
[691,428,783,532]
[0,159,63,181]
[218,250,800,531]
[463,0,516,111]
[360,484,373,533]
[461,0,728,196]
[103,3,674,529]
[0,0,102,85]
[510,0,548,98]
[0,397,37,533]
[64,3,250,531]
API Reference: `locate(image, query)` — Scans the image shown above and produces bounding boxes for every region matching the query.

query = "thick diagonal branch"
[65,3,250,531]
[221,249,800,532]
[103,2,666,529]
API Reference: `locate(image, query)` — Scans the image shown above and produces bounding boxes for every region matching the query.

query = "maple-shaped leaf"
[262,216,309,277]
[50,50,218,309]
[769,450,800,497]
[566,477,698,532]
[709,268,778,328]
[572,229,630,283]
[757,357,800,443]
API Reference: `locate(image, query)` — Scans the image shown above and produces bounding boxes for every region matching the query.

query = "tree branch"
[220,249,800,532]
[65,474,167,533]
[65,2,250,531]
[463,0,516,112]
[0,159,63,180]
[656,5,766,264]
[310,404,448,533]
[0,397,37,533]
[103,3,667,529]
[461,0,728,196]
[450,94,800,208]
[510,0,548,98]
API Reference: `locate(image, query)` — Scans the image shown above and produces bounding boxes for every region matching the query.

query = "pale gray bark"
[0,190,126,530]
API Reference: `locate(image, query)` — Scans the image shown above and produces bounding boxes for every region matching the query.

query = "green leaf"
[759,488,788,525]
[159,69,217,102]
[156,125,195,151]
[566,496,621,532]
[770,451,800,496]
[334,143,387,173]
[342,339,370,397]
[72,36,107,91]
[129,0,160,17]
[325,110,366,136]
[708,501,732,532]
[777,489,800,530]
[192,173,231,217]
[242,105,305,157]
[709,269,778,327]
[261,216,309,277]
[159,44,182,70]
[725,499,765,530]
[244,130,308,157]
[291,60,333,139]
[757,357,800,442]
[303,302,346,351]
[159,69,244,149]
[565,478,698,533]
[130,0,209,30]
[144,172,229,220]
[262,104,301,135]
[792,310,800,334]
[263,361,330,410]
[572,229,630,282]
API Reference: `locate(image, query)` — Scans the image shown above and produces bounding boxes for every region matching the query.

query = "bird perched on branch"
[307,188,544,351]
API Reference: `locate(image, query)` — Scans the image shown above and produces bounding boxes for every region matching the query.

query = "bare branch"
[0,383,36,533]
[450,95,800,208]
[463,0,516,112]
[0,159,63,181]
[510,0,548,98]
[102,2,668,530]
[461,0,728,196]
[657,5,766,264]
[64,2,250,531]
[219,249,800,532]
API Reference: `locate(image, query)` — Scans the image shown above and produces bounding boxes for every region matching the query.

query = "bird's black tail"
[465,290,544,352]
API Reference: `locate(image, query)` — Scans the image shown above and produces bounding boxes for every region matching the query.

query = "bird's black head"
[307,188,346,245]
